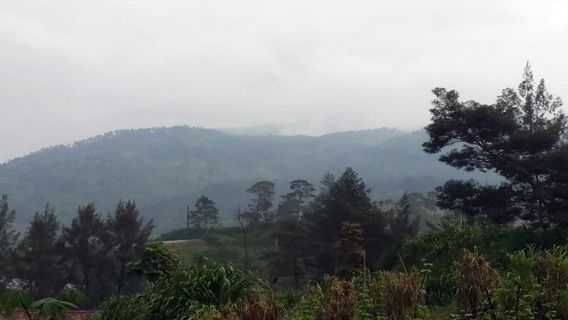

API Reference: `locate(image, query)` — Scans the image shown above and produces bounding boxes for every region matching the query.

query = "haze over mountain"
[0,126,495,232]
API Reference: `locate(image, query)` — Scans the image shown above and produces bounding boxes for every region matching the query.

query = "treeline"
[0,198,153,306]
[181,168,429,287]
[268,169,421,286]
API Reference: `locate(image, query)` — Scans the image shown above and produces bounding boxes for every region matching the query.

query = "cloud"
[0,0,567,161]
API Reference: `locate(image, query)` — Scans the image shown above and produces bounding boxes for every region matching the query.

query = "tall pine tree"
[109,200,153,294]
[189,196,219,229]
[17,205,63,298]
[0,195,18,289]
[424,64,568,228]
[62,203,112,305]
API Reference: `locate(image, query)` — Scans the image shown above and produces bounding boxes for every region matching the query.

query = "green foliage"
[162,225,276,276]
[32,297,77,320]
[0,127,479,232]
[0,288,33,316]
[94,261,260,320]
[17,205,64,298]
[110,200,154,294]
[0,195,18,289]
[61,203,111,305]
[189,196,219,229]
[56,287,89,308]
[128,241,181,283]
[424,64,568,227]
[90,295,147,320]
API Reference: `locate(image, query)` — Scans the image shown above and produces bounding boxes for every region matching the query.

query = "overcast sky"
[1,1,567,162]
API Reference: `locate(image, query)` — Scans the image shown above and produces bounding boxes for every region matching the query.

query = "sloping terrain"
[0,126,491,231]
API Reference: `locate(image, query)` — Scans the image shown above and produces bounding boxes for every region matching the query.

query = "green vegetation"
[0,127,489,231]
[88,237,568,320]
[2,65,568,320]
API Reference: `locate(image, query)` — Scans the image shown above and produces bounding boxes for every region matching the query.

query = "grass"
[161,225,276,276]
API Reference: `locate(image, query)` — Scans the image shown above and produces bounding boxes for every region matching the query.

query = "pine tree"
[246,181,275,224]
[0,195,18,289]
[335,222,365,278]
[277,179,315,220]
[62,203,112,305]
[423,64,567,227]
[109,200,153,294]
[305,168,387,276]
[17,205,63,298]
[390,192,419,239]
[189,196,219,229]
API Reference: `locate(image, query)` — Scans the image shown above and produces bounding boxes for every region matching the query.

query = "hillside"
[0,126,492,232]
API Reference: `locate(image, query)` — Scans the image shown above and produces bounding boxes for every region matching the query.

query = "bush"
[93,260,260,320]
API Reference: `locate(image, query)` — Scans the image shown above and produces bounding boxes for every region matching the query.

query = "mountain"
[0,126,494,232]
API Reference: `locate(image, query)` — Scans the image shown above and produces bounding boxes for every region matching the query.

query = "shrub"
[93,260,260,320]
[453,250,500,319]
[379,271,426,320]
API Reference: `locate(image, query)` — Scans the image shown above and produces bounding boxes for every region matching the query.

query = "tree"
[305,168,388,275]
[335,222,365,278]
[62,203,112,305]
[17,205,64,298]
[390,192,420,240]
[277,179,315,220]
[270,217,311,287]
[247,180,275,224]
[0,195,18,289]
[127,241,180,283]
[189,196,219,229]
[423,63,568,228]
[234,208,250,271]
[109,200,153,294]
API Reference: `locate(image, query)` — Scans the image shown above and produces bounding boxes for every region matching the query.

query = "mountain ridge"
[0,126,491,232]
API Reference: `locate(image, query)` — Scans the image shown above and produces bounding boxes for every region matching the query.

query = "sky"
[1,1,567,162]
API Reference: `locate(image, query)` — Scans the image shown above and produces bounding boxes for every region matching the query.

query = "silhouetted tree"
[335,222,365,278]
[108,200,153,294]
[270,217,311,287]
[127,241,180,283]
[0,195,18,289]
[189,196,219,229]
[305,168,388,276]
[62,203,112,305]
[234,208,250,271]
[247,181,275,223]
[277,179,315,220]
[390,193,420,239]
[424,63,568,228]
[17,205,64,298]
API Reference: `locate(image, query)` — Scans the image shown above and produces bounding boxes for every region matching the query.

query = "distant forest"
[0,127,495,231]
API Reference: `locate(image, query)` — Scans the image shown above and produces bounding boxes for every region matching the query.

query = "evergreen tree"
[335,222,365,278]
[189,196,219,229]
[277,179,315,220]
[270,217,311,287]
[62,203,112,305]
[0,195,18,289]
[390,192,420,239]
[305,168,388,276]
[109,200,153,294]
[246,181,275,224]
[17,205,63,298]
[424,64,568,227]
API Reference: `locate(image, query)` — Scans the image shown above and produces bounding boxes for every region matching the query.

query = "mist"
[1,0,567,162]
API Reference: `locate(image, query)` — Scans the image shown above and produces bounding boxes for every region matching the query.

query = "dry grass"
[454,249,499,319]
[379,271,424,320]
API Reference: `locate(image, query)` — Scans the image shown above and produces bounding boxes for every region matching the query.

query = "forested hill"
[0,126,489,231]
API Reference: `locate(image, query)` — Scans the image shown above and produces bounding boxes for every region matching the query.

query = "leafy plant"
[32,297,77,320]
[0,288,33,319]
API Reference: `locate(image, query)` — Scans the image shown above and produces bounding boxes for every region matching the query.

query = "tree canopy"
[424,64,568,227]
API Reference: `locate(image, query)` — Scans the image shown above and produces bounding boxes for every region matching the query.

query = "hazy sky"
[1,1,567,162]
